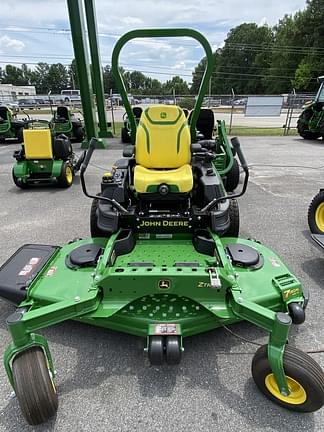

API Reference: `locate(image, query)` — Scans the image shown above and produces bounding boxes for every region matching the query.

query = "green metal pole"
[84,0,112,139]
[66,0,98,148]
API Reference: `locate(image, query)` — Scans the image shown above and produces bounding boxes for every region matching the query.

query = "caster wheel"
[12,347,58,425]
[148,336,164,365]
[252,344,324,412]
[165,336,181,365]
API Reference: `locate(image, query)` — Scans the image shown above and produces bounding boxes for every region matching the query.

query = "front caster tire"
[12,347,58,425]
[12,168,28,189]
[308,191,324,234]
[57,162,73,188]
[165,336,181,365]
[148,336,164,366]
[252,344,324,412]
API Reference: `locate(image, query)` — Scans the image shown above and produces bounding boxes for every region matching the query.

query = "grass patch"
[226,126,297,136]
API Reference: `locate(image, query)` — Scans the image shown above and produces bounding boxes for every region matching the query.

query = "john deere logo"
[158,279,171,289]
[160,112,167,119]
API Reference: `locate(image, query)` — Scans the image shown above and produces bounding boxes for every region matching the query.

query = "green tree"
[163,76,189,94]
[46,63,69,93]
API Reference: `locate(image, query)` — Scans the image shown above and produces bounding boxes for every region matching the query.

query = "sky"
[0,0,307,83]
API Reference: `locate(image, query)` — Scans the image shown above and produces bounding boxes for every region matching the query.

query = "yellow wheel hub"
[65,166,73,184]
[265,373,307,405]
[315,202,324,232]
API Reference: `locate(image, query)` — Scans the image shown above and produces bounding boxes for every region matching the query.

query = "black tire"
[16,127,24,143]
[74,126,85,142]
[297,110,320,140]
[121,127,131,143]
[73,150,86,173]
[165,336,182,365]
[148,336,164,366]
[252,344,324,412]
[57,162,73,188]
[90,195,108,237]
[308,190,324,234]
[12,347,58,425]
[225,158,240,192]
[225,198,239,237]
[12,168,28,189]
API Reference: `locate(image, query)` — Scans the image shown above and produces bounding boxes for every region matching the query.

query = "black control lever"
[80,138,130,214]
[200,137,249,213]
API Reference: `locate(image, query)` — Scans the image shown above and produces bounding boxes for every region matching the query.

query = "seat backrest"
[23,129,53,160]
[188,108,214,139]
[135,105,191,169]
[56,106,69,120]
[0,106,9,121]
[132,106,143,120]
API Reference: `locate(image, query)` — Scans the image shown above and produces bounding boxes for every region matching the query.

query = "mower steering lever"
[200,137,249,213]
[80,138,130,214]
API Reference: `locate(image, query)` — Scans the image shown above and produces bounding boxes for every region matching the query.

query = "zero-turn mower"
[1,29,324,425]
[12,120,85,188]
[0,105,27,143]
[51,105,85,142]
[297,76,324,140]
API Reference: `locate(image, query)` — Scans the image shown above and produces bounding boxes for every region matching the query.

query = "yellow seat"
[23,129,53,160]
[134,105,192,193]
[134,164,193,193]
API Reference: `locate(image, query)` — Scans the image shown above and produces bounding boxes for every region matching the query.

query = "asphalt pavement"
[0,134,323,431]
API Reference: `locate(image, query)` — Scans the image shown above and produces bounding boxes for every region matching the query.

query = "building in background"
[0,84,36,103]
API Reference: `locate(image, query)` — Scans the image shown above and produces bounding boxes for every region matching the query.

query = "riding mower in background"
[12,120,85,188]
[0,105,27,143]
[121,106,143,143]
[1,29,324,426]
[51,105,85,142]
[297,76,324,140]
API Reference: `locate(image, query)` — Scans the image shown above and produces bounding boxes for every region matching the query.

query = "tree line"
[0,0,322,96]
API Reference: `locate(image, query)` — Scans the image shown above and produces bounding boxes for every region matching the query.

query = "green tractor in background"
[297,76,324,140]
[51,105,85,142]
[0,106,27,143]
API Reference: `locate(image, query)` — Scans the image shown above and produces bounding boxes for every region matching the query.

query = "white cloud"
[259,17,268,26]
[0,35,25,52]
[121,16,144,26]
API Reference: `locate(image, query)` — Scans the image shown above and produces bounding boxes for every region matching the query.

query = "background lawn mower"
[0,105,27,144]
[12,120,85,188]
[297,76,324,140]
[0,28,324,426]
[51,105,85,142]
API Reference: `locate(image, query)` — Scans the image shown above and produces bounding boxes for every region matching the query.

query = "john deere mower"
[51,105,85,142]
[1,29,324,426]
[297,76,324,140]
[0,105,26,143]
[12,120,85,188]
[121,106,143,143]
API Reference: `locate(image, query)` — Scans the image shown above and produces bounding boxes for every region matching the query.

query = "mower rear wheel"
[57,162,73,188]
[12,347,58,425]
[252,344,324,412]
[297,111,320,140]
[121,127,131,143]
[74,126,85,142]
[16,127,24,143]
[148,336,164,366]
[308,191,324,234]
[12,168,28,189]
[225,159,240,192]
[225,198,239,237]
[90,195,109,238]
[165,336,181,365]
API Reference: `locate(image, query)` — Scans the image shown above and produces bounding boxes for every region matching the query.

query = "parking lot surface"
[0,135,323,431]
